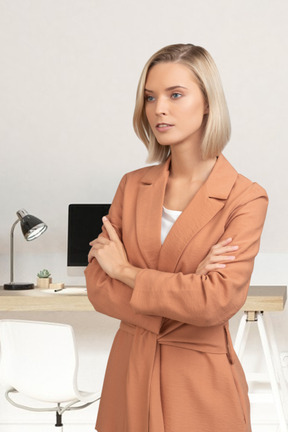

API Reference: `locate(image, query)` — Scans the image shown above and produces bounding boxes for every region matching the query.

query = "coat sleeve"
[85,174,162,334]
[130,184,268,327]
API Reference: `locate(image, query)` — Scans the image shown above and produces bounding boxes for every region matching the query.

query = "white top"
[161,206,182,244]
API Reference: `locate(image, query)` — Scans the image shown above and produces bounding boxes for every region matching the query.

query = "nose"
[155,96,168,116]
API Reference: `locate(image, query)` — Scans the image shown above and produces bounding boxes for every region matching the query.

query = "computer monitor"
[67,204,111,267]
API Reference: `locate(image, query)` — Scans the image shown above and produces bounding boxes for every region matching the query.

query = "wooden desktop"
[0,285,286,312]
[0,286,94,312]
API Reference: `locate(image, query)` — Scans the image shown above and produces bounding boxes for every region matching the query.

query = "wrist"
[116,264,141,289]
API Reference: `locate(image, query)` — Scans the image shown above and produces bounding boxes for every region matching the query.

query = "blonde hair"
[133,43,231,163]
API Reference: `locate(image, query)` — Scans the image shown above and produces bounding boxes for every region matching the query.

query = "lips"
[156,123,174,131]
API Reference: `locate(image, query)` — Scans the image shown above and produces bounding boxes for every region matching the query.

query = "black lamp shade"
[20,215,47,241]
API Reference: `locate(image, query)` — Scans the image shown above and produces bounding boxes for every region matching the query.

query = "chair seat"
[6,386,101,405]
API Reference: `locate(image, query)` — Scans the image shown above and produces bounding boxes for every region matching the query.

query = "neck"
[169,144,216,182]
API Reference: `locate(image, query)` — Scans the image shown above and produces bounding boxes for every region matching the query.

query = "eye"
[171,92,182,99]
[145,95,155,102]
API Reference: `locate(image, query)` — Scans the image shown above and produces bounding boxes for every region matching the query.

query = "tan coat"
[85,154,268,432]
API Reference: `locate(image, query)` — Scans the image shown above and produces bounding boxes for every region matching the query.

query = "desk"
[0,285,286,312]
[240,285,287,314]
[235,285,287,431]
[0,286,94,312]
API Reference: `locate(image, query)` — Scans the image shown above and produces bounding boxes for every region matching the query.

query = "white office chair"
[0,319,101,430]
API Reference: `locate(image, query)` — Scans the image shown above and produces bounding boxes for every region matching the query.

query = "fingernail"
[103,216,108,222]
[232,246,239,250]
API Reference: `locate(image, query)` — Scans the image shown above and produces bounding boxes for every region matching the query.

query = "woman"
[85,43,268,432]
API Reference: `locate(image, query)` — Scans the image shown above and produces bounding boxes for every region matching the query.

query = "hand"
[195,238,238,275]
[88,216,129,279]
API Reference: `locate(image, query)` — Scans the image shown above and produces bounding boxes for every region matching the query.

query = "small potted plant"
[37,269,52,288]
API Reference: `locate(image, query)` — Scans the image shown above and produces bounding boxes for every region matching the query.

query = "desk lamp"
[4,209,48,290]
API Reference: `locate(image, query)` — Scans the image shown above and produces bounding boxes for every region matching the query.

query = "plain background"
[0,0,287,430]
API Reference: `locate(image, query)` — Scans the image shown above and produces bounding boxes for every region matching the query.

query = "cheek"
[183,103,206,126]
[184,98,205,115]
[145,105,153,125]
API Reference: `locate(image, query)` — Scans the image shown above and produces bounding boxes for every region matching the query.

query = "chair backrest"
[0,320,79,402]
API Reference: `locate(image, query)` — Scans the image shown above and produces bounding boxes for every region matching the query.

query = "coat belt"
[119,321,236,432]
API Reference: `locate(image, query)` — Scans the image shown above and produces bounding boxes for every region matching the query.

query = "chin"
[156,137,174,147]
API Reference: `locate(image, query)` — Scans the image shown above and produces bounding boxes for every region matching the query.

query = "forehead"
[145,62,198,89]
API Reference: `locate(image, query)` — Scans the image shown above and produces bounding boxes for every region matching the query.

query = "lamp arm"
[10,219,20,283]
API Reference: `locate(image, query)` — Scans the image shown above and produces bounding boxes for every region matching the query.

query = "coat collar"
[135,154,238,271]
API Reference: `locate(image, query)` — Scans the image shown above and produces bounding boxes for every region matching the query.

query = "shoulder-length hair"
[133,43,231,163]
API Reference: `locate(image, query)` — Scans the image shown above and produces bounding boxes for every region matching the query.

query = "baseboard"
[0,421,282,432]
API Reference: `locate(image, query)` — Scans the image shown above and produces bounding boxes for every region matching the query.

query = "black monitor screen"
[67,204,111,266]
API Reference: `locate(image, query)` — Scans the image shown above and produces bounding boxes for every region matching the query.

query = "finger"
[89,238,98,246]
[210,255,235,263]
[88,250,95,263]
[197,262,226,275]
[102,216,119,242]
[212,238,233,249]
[89,234,105,246]
[88,243,106,262]
[211,245,239,256]
[89,243,107,251]
[205,263,227,271]
[89,237,109,246]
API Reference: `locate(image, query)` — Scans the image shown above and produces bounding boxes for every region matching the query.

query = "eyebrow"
[144,85,188,93]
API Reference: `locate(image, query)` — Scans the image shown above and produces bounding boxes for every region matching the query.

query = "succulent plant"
[37,269,51,278]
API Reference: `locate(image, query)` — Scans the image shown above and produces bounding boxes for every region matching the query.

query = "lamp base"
[4,283,34,290]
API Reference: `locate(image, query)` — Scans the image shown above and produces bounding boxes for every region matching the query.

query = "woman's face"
[144,62,208,149]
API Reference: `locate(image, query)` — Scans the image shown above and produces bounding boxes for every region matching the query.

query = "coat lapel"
[158,154,238,272]
[135,154,238,272]
[135,158,170,269]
